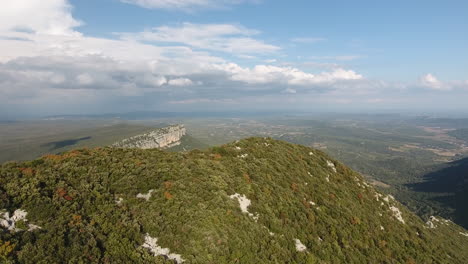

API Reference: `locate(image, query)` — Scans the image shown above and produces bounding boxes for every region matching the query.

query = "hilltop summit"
[1,137,467,263]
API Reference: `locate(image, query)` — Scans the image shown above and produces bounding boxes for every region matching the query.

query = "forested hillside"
[408,157,468,229]
[1,138,467,263]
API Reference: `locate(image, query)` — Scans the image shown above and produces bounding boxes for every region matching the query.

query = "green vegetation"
[408,157,468,229]
[182,116,468,228]
[167,135,209,152]
[448,128,468,142]
[0,121,158,163]
[1,138,467,263]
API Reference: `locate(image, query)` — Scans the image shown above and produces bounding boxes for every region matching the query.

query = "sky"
[0,0,467,118]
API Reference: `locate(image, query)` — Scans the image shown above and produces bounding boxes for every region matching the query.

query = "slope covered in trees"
[1,138,467,263]
[408,157,468,229]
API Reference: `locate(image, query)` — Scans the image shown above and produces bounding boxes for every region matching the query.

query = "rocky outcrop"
[112,125,186,149]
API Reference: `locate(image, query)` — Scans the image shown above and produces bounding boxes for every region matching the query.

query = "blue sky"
[71,0,468,80]
[0,0,467,118]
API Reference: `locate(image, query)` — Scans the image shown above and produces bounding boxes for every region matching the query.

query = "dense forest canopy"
[1,138,468,263]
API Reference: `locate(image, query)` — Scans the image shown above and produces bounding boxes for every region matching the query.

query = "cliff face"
[112,124,186,149]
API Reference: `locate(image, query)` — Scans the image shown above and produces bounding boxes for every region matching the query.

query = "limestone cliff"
[112,124,186,149]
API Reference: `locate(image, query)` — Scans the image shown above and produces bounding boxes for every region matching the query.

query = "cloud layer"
[0,0,467,118]
[0,0,81,36]
[119,23,279,55]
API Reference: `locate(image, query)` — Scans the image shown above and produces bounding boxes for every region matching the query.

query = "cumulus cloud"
[120,0,257,11]
[2,1,465,117]
[119,23,279,55]
[219,64,363,85]
[419,73,450,91]
[168,78,194,86]
[0,0,81,36]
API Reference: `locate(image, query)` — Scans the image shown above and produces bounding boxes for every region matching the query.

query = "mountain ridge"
[111,124,186,149]
[1,137,467,263]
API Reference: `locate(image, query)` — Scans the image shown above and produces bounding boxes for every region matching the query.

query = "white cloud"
[0,0,81,36]
[3,1,465,116]
[220,64,363,85]
[168,78,194,86]
[119,23,279,55]
[120,0,256,11]
[419,73,450,91]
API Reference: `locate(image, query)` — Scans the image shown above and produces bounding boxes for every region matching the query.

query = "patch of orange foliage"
[43,154,63,162]
[18,167,35,176]
[56,188,73,201]
[243,173,252,184]
[291,183,299,191]
[63,151,80,159]
[43,150,81,162]
[212,153,222,160]
[164,191,173,200]
[350,216,360,225]
[68,214,82,227]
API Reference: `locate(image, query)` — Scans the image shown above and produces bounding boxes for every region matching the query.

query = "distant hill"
[1,138,467,263]
[408,157,468,229]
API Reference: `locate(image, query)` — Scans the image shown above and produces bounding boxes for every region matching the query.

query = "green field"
[0,120,158,163]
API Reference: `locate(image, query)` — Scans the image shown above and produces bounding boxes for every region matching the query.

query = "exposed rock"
[0,209,41,232]
[294,239,307,252]
[137,190,154,201]
[390,206,405,224]
[142,234,185,263]
[229,193,259,221]
[326,160,337,173]
[425,216,451,229]
[112,125,186,149]
[383,195,395,203]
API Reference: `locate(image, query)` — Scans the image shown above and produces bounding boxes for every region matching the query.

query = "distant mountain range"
[1,138,467,263]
